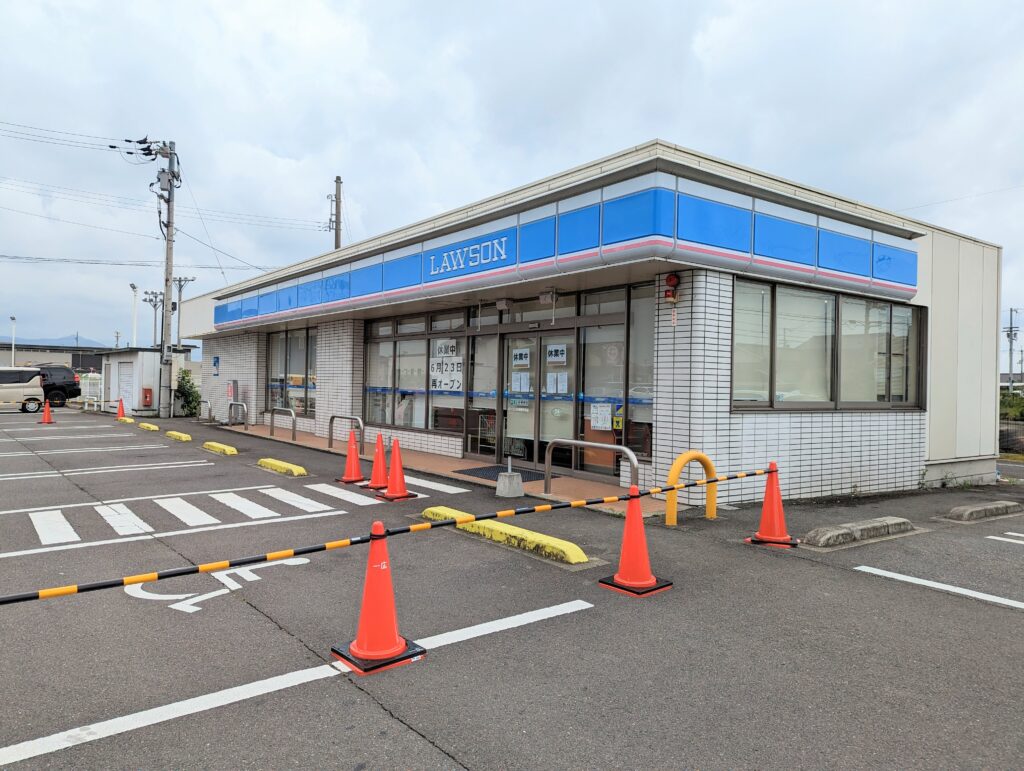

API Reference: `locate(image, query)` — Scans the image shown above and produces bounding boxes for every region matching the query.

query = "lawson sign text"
[423,226,517,282]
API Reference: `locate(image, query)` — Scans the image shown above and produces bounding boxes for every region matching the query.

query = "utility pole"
[172,276,196,346]
[114,330,121,348]
[156,141,178,418]
[1006,308,1020,391]
[330,176,343,249]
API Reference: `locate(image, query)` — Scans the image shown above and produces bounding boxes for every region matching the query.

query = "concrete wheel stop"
[801,516,916,549]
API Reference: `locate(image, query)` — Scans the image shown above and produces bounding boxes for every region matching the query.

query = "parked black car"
[37,364,81,407]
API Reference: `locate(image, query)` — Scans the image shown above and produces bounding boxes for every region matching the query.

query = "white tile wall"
[201,333,265,425]
[651,269,927,504]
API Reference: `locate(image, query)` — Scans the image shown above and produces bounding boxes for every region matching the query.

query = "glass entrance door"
[501,333,576,469]
[539,333,575,470]
[503,337,538,464]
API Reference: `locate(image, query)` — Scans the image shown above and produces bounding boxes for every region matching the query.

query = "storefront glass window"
[732,281,772,402]
[365,341,394,424]
[627,284,655,457]
[840,298,890,402]
[267,332,287,409]
[466,335,498,455]
[395,339,427,428]
[397,316,426,335]
[369,320,393,337]
[583,288,626,315]
[306,328,317,416]
[469,304,499,328]
[431,310,464,332]
[775,287,835,403]
[428,336,465,432]
[890,305,919,404]
[580,325,625,474]
[266,329,316,416]
[501,294,576,324]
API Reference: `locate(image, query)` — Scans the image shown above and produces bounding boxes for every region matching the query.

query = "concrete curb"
[803,516,914,548]
[138,423,160,432]
[257,458,308,476]
[166,431,192,442]
[946,501,1023,522]
[202,441,238,456]
[422,505,589,564]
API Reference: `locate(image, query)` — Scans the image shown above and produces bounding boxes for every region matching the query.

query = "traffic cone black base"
[376,490,417,501]
[331,641,426,676]
[744,535,799,548]
[598,575,673,597]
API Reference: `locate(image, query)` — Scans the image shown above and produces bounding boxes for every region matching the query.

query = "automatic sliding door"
[503,337,537,464]
[539,333,575,469]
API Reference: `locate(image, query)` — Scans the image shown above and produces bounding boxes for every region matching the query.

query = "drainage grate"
[457,465,555,483]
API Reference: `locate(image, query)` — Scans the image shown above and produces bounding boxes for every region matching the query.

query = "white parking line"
[0,425,115,432]
[0,510,344,560]
[259,487,332,513]
[855,566,1024,611]
[209,492,280,520]
[401,475,470,494]
[305,483,382,507]
[986,535,1024,546]
[28,510,81,545]
[95,504,155,536]
[0,485,275,517]
[0,444,167,458]
[0,600,593,765]
[0,460,212,481]
[0,433,135,443]
[153,497,221,527]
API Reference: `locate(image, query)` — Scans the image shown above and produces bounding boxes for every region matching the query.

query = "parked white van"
[0,367,45,413]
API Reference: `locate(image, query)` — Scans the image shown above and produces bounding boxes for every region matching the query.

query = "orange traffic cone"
[116,398,125,419]
[745,462,799,548]
[377,439,414,501]
[365,434,389,490]
[37,400,55,425]
[337,430,365,484]
[599,485,672,597]
[331,520,425,675]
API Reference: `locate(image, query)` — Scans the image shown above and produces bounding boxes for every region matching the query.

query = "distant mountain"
[0,334,110,348]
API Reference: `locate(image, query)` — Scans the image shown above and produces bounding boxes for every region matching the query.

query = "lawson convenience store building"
[181,141,1002,503]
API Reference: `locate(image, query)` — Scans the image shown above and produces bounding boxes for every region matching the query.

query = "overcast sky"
[1,0,1021,365]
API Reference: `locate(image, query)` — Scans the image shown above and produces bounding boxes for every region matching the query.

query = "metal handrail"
[543,439,639,494]
[327,414,365,455]
[269,407,297,441]
[196,399,212,423]
[227,401,248,431]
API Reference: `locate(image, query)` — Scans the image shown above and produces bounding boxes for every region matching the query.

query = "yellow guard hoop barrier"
[664,450,718,526]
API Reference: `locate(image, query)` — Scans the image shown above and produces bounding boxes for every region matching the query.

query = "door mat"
[457,465,555,483]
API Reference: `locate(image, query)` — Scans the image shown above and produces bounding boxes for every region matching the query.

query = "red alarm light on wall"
[664,272,680,303]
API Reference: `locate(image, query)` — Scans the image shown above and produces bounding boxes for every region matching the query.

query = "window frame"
[731,277,926,412]
[265,327,317,418]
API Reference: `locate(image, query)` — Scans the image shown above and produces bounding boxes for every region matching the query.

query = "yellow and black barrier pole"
[0,467,775,606]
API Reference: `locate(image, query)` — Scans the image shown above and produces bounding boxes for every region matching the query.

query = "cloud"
[0,0,1021,364]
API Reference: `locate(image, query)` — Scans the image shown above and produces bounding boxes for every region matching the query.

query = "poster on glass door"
[429,339,463,392]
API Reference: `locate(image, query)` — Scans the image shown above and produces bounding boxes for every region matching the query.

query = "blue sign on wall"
[423,226,518,283]
[212,356,220,377]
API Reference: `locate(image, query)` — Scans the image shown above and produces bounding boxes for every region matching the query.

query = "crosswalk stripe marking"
[28,510,80,545]
[305,483,381,507]
[153,497,220,527]
[95,504,155,536]
[396,475,470,494]
[259,488,332,512]
[209,493,280,520]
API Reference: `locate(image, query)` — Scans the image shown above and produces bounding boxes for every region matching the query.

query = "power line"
[175,228,265,271]
[0,120,124,142]
[0,203,161,239]
[0,253,266,270]
[897,182,1024,212]
[180,167,227,284]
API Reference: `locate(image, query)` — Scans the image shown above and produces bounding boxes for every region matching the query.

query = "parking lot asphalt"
[1,408,1023,769]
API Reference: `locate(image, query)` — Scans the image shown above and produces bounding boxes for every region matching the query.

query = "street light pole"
[129,283,139,347]
[172,276,196,347]
[8,316,14,366]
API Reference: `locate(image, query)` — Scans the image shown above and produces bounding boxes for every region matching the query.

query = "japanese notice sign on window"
[512,347,531,369]
[591,402,613,431]
[429,338,463,392]
[546,343,567,365]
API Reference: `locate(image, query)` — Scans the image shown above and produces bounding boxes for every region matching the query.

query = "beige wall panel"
[979,246,1000,455]
[955,240,984,458]
[927,232,960,461]
[913,232,933,308]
